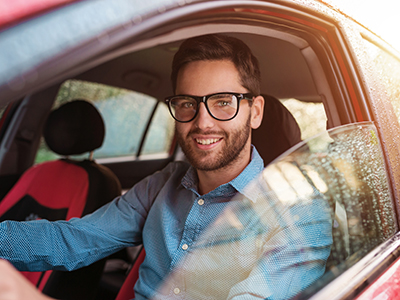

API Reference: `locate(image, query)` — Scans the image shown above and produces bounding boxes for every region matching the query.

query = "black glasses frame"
[164,92,254,123]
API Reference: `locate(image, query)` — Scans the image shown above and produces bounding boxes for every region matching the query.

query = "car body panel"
[0,0,77,29]
[1,0,400,299]
[356,252,400,300]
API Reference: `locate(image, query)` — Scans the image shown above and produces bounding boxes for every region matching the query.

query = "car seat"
[252,94,302,166]
[114,248,146,300]
[0,100,122,300]
[113,95,303,300]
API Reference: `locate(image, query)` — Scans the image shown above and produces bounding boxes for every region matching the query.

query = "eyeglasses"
[165,92,254,123]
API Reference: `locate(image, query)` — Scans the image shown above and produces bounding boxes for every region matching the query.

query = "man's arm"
[0,195,141,271]
[0,161,184,272]
[0,259,54,300]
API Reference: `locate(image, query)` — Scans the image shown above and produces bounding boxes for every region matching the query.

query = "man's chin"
[185,152,222,171]
[194,163,218,171]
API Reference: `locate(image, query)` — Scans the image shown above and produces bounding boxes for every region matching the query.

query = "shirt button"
[198,199,204,205]
[174,287,180,294]
[182,244,188,250]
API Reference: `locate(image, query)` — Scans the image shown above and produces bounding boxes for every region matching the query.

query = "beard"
[176,115,251,171]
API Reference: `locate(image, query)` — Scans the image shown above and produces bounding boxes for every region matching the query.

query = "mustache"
[188,128,227,137]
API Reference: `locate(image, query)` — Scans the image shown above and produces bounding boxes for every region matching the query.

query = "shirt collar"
[181,145,265,202]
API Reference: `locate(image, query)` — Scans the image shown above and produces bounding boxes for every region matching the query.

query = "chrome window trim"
[310,231,400,300]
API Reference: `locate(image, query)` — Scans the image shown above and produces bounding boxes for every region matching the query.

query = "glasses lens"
[207,94,238,120]
[169,96,197,122]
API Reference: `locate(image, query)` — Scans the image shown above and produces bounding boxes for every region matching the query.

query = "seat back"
[252,95,302,166]
[115,249,146,300]
[0,160,90,221]
[0,100,121,299]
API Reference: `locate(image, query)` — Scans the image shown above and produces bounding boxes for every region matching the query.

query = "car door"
[1,0,400,299]
[152,121,394,299]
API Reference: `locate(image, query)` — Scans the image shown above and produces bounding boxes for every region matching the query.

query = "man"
[0,34,331,299]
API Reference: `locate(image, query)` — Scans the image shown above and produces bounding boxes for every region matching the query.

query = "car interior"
[0,23,339,187]
[0,14,394,299]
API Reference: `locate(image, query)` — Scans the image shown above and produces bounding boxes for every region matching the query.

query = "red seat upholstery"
[0,160,89,221]
[115,249,146,300]
[0,100,121,300]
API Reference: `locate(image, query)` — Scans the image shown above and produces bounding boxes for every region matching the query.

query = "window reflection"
[155,122,395,299]
[362,38,400,130]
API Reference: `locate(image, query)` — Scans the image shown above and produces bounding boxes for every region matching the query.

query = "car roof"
[0,0,389,107]
[0,0,78,29]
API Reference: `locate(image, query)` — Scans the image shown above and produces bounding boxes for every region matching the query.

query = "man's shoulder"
[123,160,191,202]
[161,160,191,175]
[146,160,191,185]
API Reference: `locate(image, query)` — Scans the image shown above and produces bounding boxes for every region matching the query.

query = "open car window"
[155,122,396,299]
[281,98,327,141]
[35,79,175,164]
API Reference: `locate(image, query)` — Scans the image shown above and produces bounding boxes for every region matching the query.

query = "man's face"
[175,60,254,171]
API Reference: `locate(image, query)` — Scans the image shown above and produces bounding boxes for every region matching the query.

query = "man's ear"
[250,95,264,129]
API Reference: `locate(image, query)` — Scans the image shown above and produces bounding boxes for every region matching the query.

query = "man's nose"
[194,103,215,129]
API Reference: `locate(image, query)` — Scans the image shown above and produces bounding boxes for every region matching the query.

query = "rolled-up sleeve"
[0,162,185,272]
[0,195,139,271]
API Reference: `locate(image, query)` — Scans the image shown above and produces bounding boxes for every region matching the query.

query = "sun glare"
[328,0,400,51]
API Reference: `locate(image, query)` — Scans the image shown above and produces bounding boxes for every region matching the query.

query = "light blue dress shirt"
[0,147,332,299]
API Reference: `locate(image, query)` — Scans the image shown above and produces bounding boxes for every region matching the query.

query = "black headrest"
[44,100,105,156]
[252,95,302,166]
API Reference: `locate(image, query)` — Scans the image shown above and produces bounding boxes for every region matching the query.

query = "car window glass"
[141,102,175,157]
[362,39,400,126]
[35,79,174,163]
[282,98,327,140]
[156,122,396,299]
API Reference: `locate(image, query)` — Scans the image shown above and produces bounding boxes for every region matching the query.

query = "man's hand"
[0,259,54,300]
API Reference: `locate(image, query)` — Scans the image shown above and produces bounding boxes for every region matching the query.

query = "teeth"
[196,138,219,145]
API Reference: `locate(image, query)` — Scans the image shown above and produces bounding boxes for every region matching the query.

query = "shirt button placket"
[198,198,204,206]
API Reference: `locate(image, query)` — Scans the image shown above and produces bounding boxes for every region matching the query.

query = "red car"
[1,0,400,299]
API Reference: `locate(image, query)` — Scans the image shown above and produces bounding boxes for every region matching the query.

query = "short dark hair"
[171,34,261,96]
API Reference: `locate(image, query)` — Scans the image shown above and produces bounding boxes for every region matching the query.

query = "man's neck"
[196,149,252,195]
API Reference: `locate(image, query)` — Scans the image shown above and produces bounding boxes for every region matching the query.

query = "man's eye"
[172,100,194,109]
[182,101,194,108]
[217,100,232,107]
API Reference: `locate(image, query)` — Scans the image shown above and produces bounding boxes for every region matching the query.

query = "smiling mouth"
[195,138,221,145]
